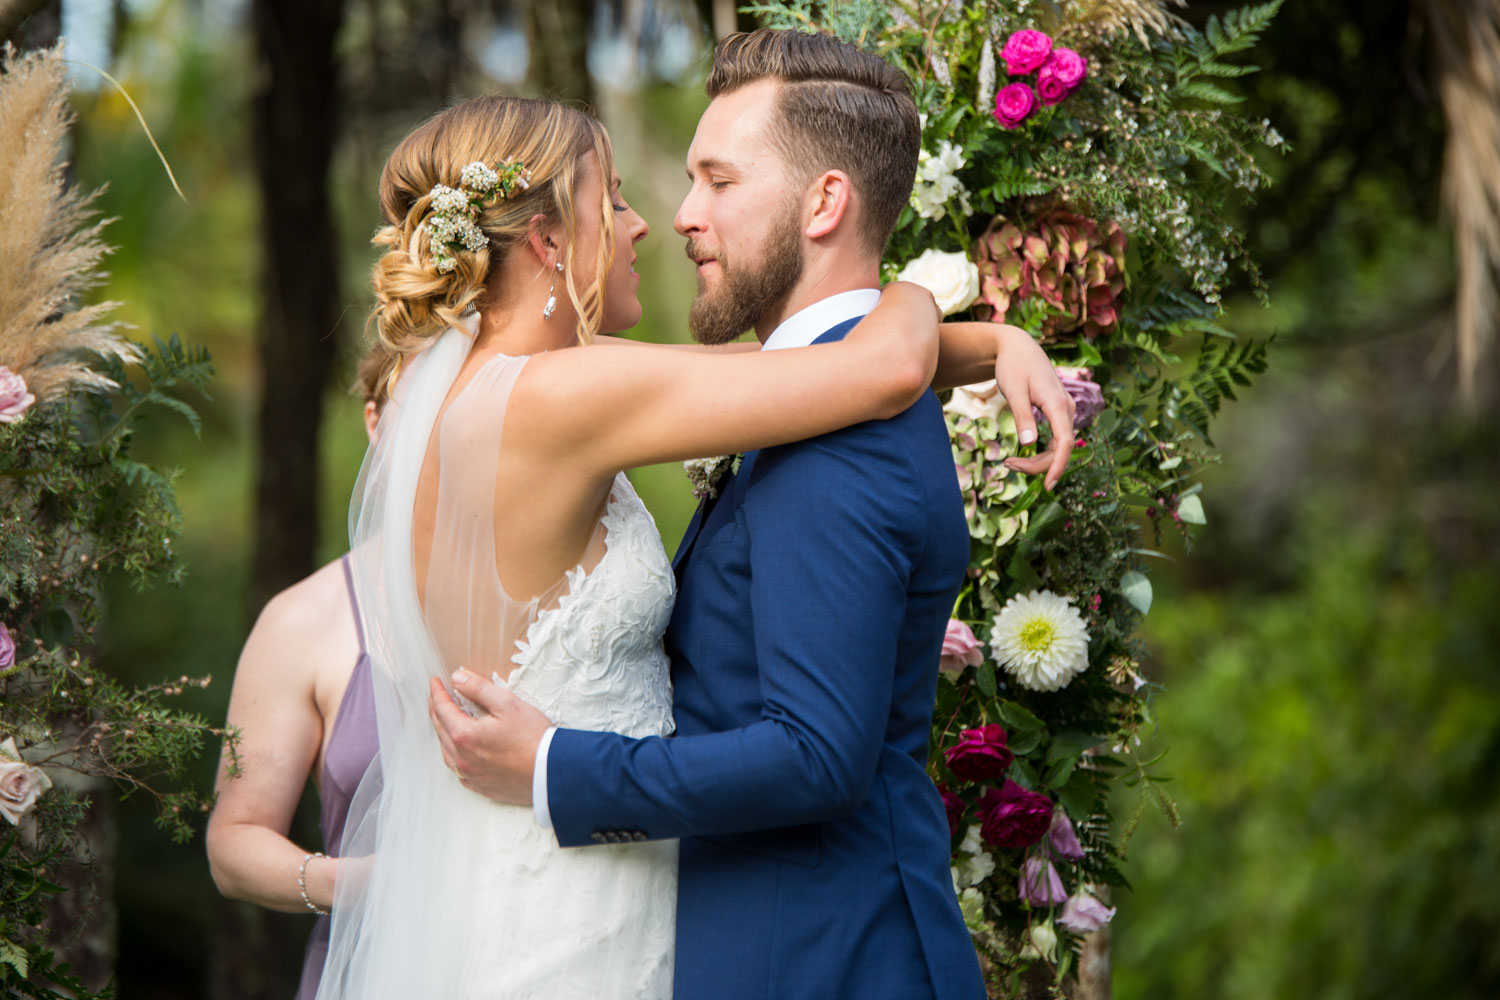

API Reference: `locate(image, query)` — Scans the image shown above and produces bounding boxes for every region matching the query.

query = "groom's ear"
[803,169,855,242]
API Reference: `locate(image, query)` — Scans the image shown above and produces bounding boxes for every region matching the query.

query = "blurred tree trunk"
[248,0,347,615]
[0,0,55,48]
[40,781,115,993]
[526,0,594,107]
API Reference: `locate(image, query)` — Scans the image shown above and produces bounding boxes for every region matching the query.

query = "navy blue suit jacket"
[547,319,986,999]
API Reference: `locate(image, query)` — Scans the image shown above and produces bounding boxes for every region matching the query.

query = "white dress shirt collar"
[760,288,882,352]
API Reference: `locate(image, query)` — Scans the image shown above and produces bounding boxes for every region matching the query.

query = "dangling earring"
[542,261,564,319]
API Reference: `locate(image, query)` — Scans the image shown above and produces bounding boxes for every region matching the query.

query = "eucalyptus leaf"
[1120,570,1154,615]
[1177,494,1207,524]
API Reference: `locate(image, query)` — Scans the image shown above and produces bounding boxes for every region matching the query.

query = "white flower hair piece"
[425,159,532,274]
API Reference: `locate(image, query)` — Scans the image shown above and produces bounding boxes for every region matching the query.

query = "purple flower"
[978,780,1054,848]
[940,786,965,838]
[945,724,1016,782]
[1034,367,1106,429]
[993,83,1038,129]
[1059,892,1116,933]
[1019,856,1068,906]
[1048,806,1085,860]
[1002,29,1053,76]
[1036,48,1088,107]
[0,623,13,669]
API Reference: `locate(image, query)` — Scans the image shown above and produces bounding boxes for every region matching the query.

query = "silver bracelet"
[299,851,330,916]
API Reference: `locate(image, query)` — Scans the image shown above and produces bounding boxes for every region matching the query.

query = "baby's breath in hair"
[425,159,532,273]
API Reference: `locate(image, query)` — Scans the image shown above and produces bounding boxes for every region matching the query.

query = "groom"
[437,30,1000,999]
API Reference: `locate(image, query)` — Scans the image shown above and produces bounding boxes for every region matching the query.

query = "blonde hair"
[353,338,396,411]
[369,97,616,360]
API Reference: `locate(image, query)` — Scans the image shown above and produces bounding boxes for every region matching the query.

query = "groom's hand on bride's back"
[428,669,550,805]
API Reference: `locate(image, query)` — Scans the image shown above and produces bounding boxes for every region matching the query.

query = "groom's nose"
[674,185,705,239]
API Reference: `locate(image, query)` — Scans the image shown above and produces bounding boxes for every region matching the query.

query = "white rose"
[0,736,52,826]
[896,248,980,316]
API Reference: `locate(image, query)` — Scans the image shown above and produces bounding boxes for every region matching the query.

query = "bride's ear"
[525,214,560,271]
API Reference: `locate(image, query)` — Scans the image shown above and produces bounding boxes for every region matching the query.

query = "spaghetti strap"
[340,554,367,655]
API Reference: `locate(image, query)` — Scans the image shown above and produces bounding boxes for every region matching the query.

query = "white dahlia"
[989,590,1091,691]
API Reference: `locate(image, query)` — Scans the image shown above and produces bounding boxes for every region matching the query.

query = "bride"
[316,95,946,999]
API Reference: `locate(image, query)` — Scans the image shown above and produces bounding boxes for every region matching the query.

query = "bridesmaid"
[206,342,394,1000]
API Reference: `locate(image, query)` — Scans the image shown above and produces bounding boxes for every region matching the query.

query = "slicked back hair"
[706,29,920,255]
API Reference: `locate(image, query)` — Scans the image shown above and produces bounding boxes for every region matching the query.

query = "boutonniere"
[682,454,742,501]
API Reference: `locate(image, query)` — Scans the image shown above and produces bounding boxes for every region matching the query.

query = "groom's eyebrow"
[686,157,736,179]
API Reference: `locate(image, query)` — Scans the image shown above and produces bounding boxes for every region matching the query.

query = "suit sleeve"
[545,431,922,846]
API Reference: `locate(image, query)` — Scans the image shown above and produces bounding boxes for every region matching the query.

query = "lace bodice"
[505,473,677,738]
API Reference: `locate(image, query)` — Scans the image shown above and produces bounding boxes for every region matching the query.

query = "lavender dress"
[294,557,377,1000]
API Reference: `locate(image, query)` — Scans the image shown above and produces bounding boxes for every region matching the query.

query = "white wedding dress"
[316,326,678,999]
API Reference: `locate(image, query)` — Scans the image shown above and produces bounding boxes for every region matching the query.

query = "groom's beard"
[686,201,804,346]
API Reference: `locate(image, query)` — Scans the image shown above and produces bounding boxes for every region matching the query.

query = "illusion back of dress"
[318,327,677,1000]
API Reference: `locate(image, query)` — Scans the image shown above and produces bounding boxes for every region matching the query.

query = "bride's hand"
[428,670,552,807]
[992,324,1076,491]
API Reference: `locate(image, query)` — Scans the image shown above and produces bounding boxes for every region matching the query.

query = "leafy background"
[9,0,1496,996]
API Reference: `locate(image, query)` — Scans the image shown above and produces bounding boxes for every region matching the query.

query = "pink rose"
[993,83,1038,129]
[1048,806,1085,860]
[1019,856,1068,906]
[940,619,984,675]
[1002,29,1053,76]
[1042,48,1087,88]
[0,367,35,424]
[978,780,1054,848]
[945,724,1015,782]
[0,737,52,827]
[0,623,13,670]
[1059,892,1116,933]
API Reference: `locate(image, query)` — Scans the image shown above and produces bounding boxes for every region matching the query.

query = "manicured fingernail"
[1020,429,1037,445]
[451,668,470,684]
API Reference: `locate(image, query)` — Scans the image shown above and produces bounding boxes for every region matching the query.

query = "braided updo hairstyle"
[368,96,616,384]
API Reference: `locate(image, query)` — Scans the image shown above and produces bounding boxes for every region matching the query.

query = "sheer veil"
[316,322,579,998]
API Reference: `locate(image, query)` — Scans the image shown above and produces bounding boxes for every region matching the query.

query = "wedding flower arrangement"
[751,0,1282,991]
[0,47,224,998]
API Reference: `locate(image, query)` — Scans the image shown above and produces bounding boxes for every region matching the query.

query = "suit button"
[591,832,605,843]
[605,831,621,843]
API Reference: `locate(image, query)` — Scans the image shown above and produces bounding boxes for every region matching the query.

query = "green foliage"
[0,341,225,1000]
[1119,513,1500,1000]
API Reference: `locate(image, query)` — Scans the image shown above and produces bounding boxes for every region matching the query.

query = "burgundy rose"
[978,780,1054,848]
[1001,29,1053,76]
[994,83,1038,130]
[944,724,1015,782]
[940,786,965,837]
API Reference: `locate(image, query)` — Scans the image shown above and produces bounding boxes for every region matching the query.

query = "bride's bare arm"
[594,335,760,354]
[513,282,940,474]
